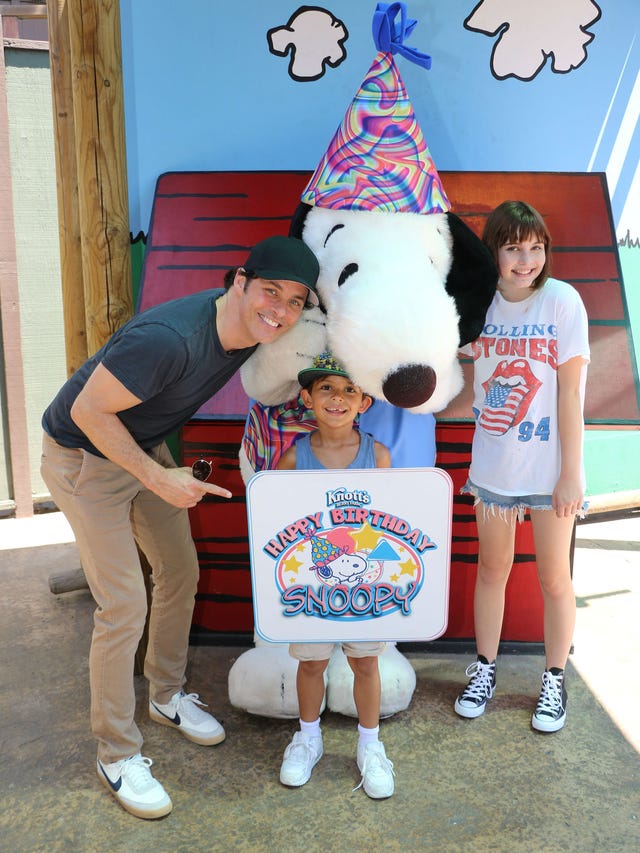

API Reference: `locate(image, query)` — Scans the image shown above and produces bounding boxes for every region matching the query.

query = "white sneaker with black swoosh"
[97,754,172,819]
[149,690,226,745]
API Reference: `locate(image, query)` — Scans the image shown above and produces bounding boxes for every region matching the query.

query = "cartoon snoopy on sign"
[312,548,368,585]
[229,3,497,720]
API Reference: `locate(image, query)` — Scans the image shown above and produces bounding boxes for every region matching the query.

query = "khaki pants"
[41,433,200,763]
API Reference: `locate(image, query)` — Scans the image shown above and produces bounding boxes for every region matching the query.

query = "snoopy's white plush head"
[293,203,496,412]
[241,202,496,413]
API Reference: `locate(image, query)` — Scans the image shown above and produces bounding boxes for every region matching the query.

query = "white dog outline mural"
[464,0,602,81]
[267,5,349,82]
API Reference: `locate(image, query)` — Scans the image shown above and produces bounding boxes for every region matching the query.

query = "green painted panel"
[584,242,640,496]
[584,429,640,496]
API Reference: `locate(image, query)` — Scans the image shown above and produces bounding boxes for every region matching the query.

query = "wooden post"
[66,0,132,354]
[46,0,87,376]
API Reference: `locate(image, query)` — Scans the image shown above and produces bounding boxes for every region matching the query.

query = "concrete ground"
[0,511,638,853]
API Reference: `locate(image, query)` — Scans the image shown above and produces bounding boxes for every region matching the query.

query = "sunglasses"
[191,459,213,482]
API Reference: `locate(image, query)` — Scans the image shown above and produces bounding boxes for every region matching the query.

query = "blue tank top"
[295,431,377,470]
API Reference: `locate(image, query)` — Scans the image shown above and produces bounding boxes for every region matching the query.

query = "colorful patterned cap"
[307,533,347,568]
[297,352,350,388]
[300,49,450,214]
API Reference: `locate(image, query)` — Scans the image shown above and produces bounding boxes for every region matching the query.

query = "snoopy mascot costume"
[228,2,497,719]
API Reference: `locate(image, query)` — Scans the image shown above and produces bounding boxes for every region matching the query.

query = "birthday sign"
[246,468,452,643]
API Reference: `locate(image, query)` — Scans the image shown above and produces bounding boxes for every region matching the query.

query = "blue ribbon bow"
[372,2,432,70]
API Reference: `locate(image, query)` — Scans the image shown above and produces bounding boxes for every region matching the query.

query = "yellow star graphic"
[283,554,303,576]
[352,522,381,552]
[399,558,417,578]
[390,573,399,583]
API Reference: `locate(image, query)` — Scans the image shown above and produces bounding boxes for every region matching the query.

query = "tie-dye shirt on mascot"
[461,278,590,496]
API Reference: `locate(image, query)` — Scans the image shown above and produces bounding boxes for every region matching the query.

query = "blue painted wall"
[120,0,639,242]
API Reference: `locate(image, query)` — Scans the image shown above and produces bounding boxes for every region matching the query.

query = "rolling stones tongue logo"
[479,358,541,435]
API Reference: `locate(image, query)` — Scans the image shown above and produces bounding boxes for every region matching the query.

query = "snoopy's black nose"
[382,364,436,408]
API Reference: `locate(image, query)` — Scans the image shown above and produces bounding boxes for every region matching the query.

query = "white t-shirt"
[461,278,590,496]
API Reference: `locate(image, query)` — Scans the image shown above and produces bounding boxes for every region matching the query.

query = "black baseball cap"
[244,236,320,306]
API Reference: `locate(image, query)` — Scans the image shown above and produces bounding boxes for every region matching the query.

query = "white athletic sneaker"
[97,754,172,819]
[355,741,395,799]
[149,690,226,745]
[279,731,323,787]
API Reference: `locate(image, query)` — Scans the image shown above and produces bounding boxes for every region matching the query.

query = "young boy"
[276,352,395,799]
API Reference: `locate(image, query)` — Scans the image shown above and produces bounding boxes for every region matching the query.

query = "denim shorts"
[461,478,584,523]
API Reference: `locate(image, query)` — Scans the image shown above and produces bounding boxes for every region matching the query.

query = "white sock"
[357,723,379,748]
[300,717,321,738]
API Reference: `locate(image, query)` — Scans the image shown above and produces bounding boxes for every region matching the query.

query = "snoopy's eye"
[338,263,358,286]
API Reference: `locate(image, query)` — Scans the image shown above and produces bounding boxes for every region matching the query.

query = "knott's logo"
[261,487,438,623]
[326,486,372,509]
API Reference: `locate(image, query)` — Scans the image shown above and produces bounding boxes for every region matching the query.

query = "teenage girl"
[454,200,590,733]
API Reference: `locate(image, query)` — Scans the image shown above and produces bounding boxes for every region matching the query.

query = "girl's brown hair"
[482,200,552,290]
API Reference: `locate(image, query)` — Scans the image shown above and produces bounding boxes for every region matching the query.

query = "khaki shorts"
[289,641,386,661]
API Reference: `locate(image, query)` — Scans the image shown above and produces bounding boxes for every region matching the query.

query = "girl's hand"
[552,476,583,518]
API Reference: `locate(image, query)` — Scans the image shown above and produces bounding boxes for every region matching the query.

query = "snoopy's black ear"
[289,202,312,238]
[444,212,498,345]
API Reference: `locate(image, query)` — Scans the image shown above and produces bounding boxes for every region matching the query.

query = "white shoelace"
[536,671,563,714]
[176,692,210,723]
[461,660,495,700]
[353,745,395,792]
[121,755,156,792]
[285,732,318,761]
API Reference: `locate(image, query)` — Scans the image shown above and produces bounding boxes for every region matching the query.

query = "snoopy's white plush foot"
[228,638,326,719]
[228,638,415,719]
[326,643,416,718]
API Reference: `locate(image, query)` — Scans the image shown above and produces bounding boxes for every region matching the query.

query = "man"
[41,236,319,819]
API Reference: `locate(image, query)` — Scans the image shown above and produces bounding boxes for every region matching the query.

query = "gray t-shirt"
[42,289,257,456]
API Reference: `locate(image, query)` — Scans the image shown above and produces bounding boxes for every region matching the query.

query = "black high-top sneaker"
[532,668,567,732]
[454,655,497,718]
